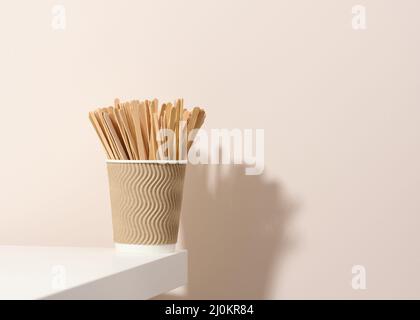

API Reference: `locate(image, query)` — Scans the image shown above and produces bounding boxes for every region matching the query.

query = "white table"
[0,246,187,300]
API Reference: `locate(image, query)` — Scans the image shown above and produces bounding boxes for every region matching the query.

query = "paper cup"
[106,160,187,254]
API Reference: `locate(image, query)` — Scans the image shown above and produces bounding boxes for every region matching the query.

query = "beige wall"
[0,0,419,299]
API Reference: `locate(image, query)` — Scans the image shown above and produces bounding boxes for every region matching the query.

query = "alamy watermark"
[351,265,367,290]
[51,5,66,30]
[154,124,264,176]
[352,5,366,30]
[51,264,67,290]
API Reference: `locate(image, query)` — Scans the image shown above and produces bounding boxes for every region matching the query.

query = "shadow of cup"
[157,162,299,299]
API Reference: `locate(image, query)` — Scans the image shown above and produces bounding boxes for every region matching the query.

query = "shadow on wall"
[157,163,299,299]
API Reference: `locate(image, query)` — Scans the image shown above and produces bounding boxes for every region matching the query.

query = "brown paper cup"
[106,160,187,253]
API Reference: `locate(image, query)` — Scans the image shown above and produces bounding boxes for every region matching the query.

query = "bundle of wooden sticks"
[89,98,206,160]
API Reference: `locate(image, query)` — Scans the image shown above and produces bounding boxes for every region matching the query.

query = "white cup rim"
[106,159,188,164]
